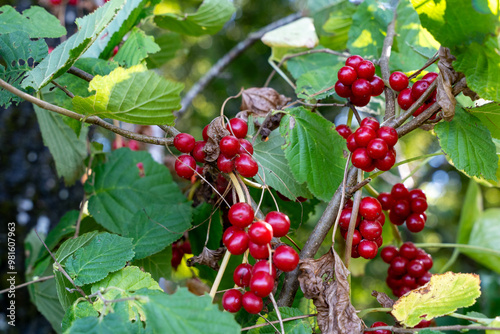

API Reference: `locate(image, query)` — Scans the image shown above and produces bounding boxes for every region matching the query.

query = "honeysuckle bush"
[2,0,500,333]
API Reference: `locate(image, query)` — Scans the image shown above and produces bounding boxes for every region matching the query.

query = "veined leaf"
[55,231,99,264]
[434,105,498,181]
[321,7,355,51]
[286,48,341,80]
[295,65,342,100]
[72,64,183,125]
[279,107,346,201]
[146,32,183,69]
[154,0,235,36]
[467,102,500,140]
[0,5,66,38]
[63,312,138,334]
[133,246,172,282]
[62,301,98,332]
[113,27,160,67]
[22,0,125,91]
[392,272,481,327]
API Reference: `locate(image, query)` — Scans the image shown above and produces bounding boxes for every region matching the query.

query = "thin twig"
[345,169,363,268]
[158,125,180,137]
[241,314,317,331]
[51,80,74,98]
[347,102,362,124]
[346,178,371,196]
[380,4,398,121]
[67,66,94,82]
[408,52,439,80]
[0,275,54,294]
[332,152,352,245]
[269,293,284,334]
[73,194,87,239]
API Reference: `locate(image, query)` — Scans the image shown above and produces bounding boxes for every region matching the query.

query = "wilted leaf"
[187,247,225,270]
[436,47,460,121]
[372,290,395,308]
[392,272,481,327]
[204,116,230,162]
[240,87,291,119]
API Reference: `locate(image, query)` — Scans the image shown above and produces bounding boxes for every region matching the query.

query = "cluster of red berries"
[378,183,428,233]
[171,239,192,269]
[335,55,385,107]
[221,203,299,314]
[381,242,433,298]
[174,118,259,180]
[336,117,398,172]
[390,71,439,118]
[339,197,384,259]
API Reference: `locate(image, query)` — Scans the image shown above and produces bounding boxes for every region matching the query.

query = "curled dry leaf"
[186,246,226,271]
[204,116,230,162]
[436,47,461,121]
[298,250,363,334]
[371,290,395,309]
[186,277,211,296]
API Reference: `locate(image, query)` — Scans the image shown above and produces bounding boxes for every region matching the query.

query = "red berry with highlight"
[222,289,242,313]
[369,75,385,96]
[351,148,373,171]
[411,80,430,101]
[354,127,377,147]
[338,66,358,85]
[365,321,391,334]
[398,88,414,110]
[375,149,396,171]
[356,60,376,79]
[242,292,263,314]
[248,221,273,245]
[219,136,240,158]
[228,202,254,228]
[407,259,426,278]
[359,197,382,220]
[235,153,258,178]
[239,139,254,155]
[406,214,426,233]
[346,134,358,152]
[391,183,410,200]
[381,245,399,264]
[377,126,398,147]
[345,55,364,68]
[399,242,417,260]
[359,220,382,241]
[174,133,195,153]
[411,198,428,213]
[253,260,277,278]
[351,79,373,98]
[335,81,353,98]
[175,155,196,179]
[224,230,249,255]
[265,211,290,237]
[360,117,380,132]
[378,192,394,211]
[202,125,209,141]
[250,271,274,297]
[192,141,206,163]
[390,256,408,276]
[248,241,270,259]
[350,94,371,107]
[393,199,411,218]
[217,154,234,173]
[227,118,248,138]
[336,124,352,139]
[273,245,299,272]
[367,138,388,159]
[233,263,253,287]
[422,72,438,83]
[389,71,409,91]
[358,239,378,259]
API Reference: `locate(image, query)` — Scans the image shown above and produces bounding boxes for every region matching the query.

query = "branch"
[67,66,94,82]
[0,78,174,146]
[176,12,303,118]
[380,4,398,121]
[51,80,75,98]
[0,275,54,294]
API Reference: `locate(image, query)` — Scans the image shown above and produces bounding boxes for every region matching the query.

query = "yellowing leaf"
[487,317,500,334]
[392,272,481,327]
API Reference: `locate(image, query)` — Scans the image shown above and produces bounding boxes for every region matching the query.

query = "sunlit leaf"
[62,301,98,332]
[286,48,341,79]
[113,27,160,67]
[467,102,500,140]
[0,5,66,38]
[295,65,342,100]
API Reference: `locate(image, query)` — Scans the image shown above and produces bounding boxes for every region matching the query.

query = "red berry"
[227,118,248,139]
[351,245,360,258]
[389,71,409,91]
[386,276,402,289]
[50,0,62,6]
[390,256,408,276]
[192,141,206,163]
[398,88,414,110]
[181,241,192,254]
[174,133,195,153]
[369,75,385,96]
[391,183,410,200]
[224,230,249,255]
[222,289,242,313]
[396,286,412,297]
[340,229,362,246]
[393,199,411,218]
[233,263,253,287]
[250,271,274,297]
[219,136,240,158]
[422,72,438,83]
[350,94,371,107]
[242,291,263,314]
[365,321,391,334]
[378,192,394,211]
[409,189,426,201]
[273,245,299,272]
[338,66,358,85]
[248,221,273,245]
[360,117,380,132]
[377,126,398,147]
[345,55,364,68]
[406,214,426,233]
[235,153,258,178]
[359,197,382,220]
[356,60,376,80]
[381,245,399,263]
[253,260,277,278]
[128,140,140,151]
[416,254,433,271]
[418,272,432,286]
[411,80,430,101]
[335,124,352,139]
[248,241,270,259]
[223,226,242,245]
[175,155,196,179]
[389,209,406,225]
[352,148,373,170]
[414,319,432,328]
[217,154,234,173]
[358,239,378,259]
[265,211,290,238]
[402,274,417,289]
[239,139,254,155]
[375,211,386,226]
[375,149,396,171]
[335,81,353,98]
[407,259,426,278]
[399,242,417,260]
[375,236,383,247]
[339,208,361,230]
[351,79,373,98]
[354,127,377,147]
[413,103,429,117]
[228,203,254,228]
[367,138,388,159]
[359,220,382,241]
[202,125,209,141]
[410,198,428,213]
[346,134,358,152]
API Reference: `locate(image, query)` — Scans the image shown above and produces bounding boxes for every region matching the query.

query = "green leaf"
[279,107,346,201]
[84,0,149,59]
[146,32,183,69]
[454,36,500,102]
[65,232,135,286]
[391,272,481,327]
[189,203,222,255]
[410,0,498,48]
[457,181,483,244]
[133,246,172,282]
[54,269,81,311]
[0,5,66,38]
[467,102,500,140]
[86,149,188,234]
[56,231,99,264]
[308,0,346,14]
[72,64,183,125]
[347,0,392,59]
[142,288,240,333]
[33,105,88,185]
[462,209,500,273]
[154,0,235,36]
[434,105,498,181]
[253,129,312,200]
[62,301,98,332]
[487,317,500,334]
[0,31,47,108]
[389,0,440,73]
[295,65,342,100]
[286,49,341,80]
[122,203,192,260]
[311,0,356,51]
[114,27,160,67]
[249,307,312,334]
[64,313,137,334]
[22,0,125,91]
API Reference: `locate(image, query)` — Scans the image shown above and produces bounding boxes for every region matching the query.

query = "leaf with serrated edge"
[65,232,134,286]
[55,231,99,263]
[64,312,137,333]
[295,65,342,100]
[435,105,498,181]
[72,64,183,125]
[0,5,66,38]
[133,246,172,282]
[22,0,125,91]
[113,27,160,67]
[61,300,98,332]
[467,102,500,140]
[392,272,481,327]
[286,48,341,80]
[154,0,235,36]
[280,107,346,201]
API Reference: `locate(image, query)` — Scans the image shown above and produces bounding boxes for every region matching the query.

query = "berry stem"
[438,248,460,273]
[187,181,200,201]
[364,183,379,198]
[332,153,352,245]
[414,243,500,256]
[344,169,363,269]
[209,250,231,300]
[269,293,285,334]
[448,312,492,325]
[346,109,353,128]
[368,152,443,180]
[240,176,267,189]
[229,172,247,203]
[267,57,297,89]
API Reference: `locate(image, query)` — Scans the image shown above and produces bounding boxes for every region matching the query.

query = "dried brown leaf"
[204,117,230,162]
[437,47,460,121]
[371,291,395,308]
[240,87,291,118]
[187,247,226,270]
[186,277,210,296]
[298,250,363,334]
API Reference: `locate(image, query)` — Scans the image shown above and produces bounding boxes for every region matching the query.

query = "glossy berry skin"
[339,208,361,230]
[389,209,406,226]
[409,189,426,201]
[335,124,352,139]
[406,214,426,233]
[265,211,291,237]
[375,149,396,171]
[248,241,270,259]
[351,148,373,171]
[340,228,362,246]
[365,321,391,334]
[411,198,428,213]
[397,88,415,110]
[239,139,254,155]
[346,134,359,152]
[376,211,386,226]
[378,192,394,211]
[224,230,249,255]
[407,259,426,278]
[351,245,360,258]
[390,256,409,276]
[227,118,248,138]
[367,138,388,159]
[174,133,195,153]
[345,55,364,68]
[360,117,380,132]
[222,289,242,313]
[359,220,382,241]
[253,260,277,278]
[402,274,417,289]
[356,60,376,80]
[359,197,382,220]
[381,245,399,263]
[50,0,62,5]
[242,292,263,314]
[399,242,417,260]
[411,80,430,101]
[413,103,429,117]
[250,271,274,297]
[418,272,432,286]
[349,94,371,107]
[223,226,242,245]
[273,245,299,272]
[335,81,353,98]
[414,320,432,328]
[219,136,240,158]
[358,240,378,259]
[351,79,373,98]
[235,153,259,178]
[233,263,253,287]
[248,221,273,245]
[175,155,196,179]
[377,126,398,147]
[338,66,358,85]
[393,199,411,218]
[369,75,385,96]
[422,72,438,83]
[192,141,206,163]
[391,183,410,200]
[354,127,377,147]
[416,254,433,271]
[217,154,234,173]
[202,125,210,141]
[389,71,409,91]
[228,203,254,228]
